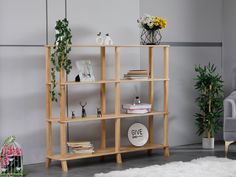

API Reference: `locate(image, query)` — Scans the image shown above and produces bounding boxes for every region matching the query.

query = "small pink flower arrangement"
[1,145,22,157]
[0,156,10,168]
[0,137,22,169]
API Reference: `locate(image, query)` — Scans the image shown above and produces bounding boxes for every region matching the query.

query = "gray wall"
[0,0,140,164]
[223,0,236,96]
[140,0,223,146]
[0,0,224,165]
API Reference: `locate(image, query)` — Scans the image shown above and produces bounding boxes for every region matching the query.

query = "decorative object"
[103,33,113,45]
[50,18,72,102]
[76,60,95,82]
[67,142,94,154]
[80,102,87,118]
[128,123,148,147]
[45,45,170,172]
[96,32,103,45]
[133,96,141,105]
[138,14,167,45]
[75,75,80,82]
[122,103,151,114]
[71,111,75,119]
[0,136,23,177]
[97,108,102,117]
[95,156,236,177]
[194,63,224,149]
[124,70,148,80]
[223,91,236,156]
[202,137,214,149]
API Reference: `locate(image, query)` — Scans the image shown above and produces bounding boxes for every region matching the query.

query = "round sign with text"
[128,123,149,147]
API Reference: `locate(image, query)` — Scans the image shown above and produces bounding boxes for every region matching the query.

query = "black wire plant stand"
[140,28,162,45]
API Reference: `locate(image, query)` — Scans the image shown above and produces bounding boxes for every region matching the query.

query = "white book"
[67,141,92,147]
[126,109,150,114]
[73,149,95,154]
[122,103,151,110]
[124,76,149,80]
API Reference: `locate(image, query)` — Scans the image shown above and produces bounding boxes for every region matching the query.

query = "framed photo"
[76,60,95,82]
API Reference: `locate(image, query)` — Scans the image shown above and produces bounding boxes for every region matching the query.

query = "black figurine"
[80,102,87,118]
[75,75,80,82]
[97,108,102,117]
[71,111,75,119]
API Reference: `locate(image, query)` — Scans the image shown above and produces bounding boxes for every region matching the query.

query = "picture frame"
[75,60,95,82]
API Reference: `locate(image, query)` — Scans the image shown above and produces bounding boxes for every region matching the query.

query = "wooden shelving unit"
[45,44,170,172]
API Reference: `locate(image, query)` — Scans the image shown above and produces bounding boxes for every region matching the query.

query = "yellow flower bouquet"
[138,14,167,45]
[138,14,167,31]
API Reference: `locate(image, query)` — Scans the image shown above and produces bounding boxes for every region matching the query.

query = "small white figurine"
[96,32,103,45]
[103,33,113,45]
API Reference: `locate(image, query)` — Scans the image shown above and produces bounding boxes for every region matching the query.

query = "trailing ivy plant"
[194,63,224,138]
[51,18,72,102]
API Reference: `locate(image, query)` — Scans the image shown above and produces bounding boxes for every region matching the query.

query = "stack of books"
[124,70,149,80]
[67,141,94,154]
[122,103,152,114]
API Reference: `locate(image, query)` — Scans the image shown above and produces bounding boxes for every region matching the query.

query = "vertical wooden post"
[45,46,52,168]
[148,47,154,155]
[59,57,68,171]
[163,46,170,157]
[100,47,107,156]
[115,47,122,164]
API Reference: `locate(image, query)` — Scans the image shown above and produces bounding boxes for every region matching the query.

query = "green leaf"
[193,62,224,137]
[50,18,72,102]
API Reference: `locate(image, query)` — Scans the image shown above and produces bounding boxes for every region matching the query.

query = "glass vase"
[140,28,162,45]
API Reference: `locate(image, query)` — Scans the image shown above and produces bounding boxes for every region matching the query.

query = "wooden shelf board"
[120,143,164,153]
[58,78,169,85]
[48,147,116,161]
[121,78,169,83]
[60,114,117,123]
[45,44,170,48]
[47,118,60,122]
[52,111,167,123]
[48,144,165,161]
[119,111,166,118]
[62,80,117,85]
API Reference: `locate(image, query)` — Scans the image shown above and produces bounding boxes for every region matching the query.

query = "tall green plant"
[194,63,224,138]
[51,18,72,102]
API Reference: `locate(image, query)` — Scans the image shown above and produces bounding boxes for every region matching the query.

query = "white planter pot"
[202,138,214,149]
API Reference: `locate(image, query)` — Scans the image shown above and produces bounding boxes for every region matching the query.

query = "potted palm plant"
[194,63,224,149]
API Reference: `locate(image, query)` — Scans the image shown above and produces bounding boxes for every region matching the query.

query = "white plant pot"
[202,138,214,149]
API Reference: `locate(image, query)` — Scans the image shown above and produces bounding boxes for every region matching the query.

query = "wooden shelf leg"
[45,158,51,168]
[114,47,122,164]
[45,47,53,168]
[164,146,170,157]
[61,161,68,172]
[148,47,154,156]
[163,47,170,157]
[148,116,154,156]
[116,153,122,164]
[100,47,107,161]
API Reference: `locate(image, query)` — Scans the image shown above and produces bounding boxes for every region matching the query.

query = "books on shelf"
[122,103,151,114]
[67,141,94,154]
[122,103,151,110]
[124,70,149,80]
[126,109,150,114]
[127,70,148,75]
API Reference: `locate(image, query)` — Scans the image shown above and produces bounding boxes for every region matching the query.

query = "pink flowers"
[0,144,22,168]
[0,156,10,168]
[1,145,22,157]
